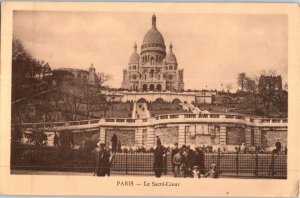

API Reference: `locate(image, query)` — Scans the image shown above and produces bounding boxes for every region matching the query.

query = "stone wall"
[105,129,135,147]
[226,127,245,145]
[154,126,179,146]
[195,135,212,146]
[122,92,195,103]
[261,130,287,149]
[72,130,99,149]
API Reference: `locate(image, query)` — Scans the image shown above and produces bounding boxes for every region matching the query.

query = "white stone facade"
[122,14,184,92]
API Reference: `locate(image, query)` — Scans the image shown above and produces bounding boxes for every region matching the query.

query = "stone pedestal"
[99,127,106,144]
[245,127,252,147]
[178,124,186,146]
[146,127,155,147]
[135,128,143,146]
[219,125,226,146]
[254,127,261,147]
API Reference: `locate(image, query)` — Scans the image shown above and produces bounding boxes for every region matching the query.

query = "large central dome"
[143,28,165,46]
[141,14,166,55]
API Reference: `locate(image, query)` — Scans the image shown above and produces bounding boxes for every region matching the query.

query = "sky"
[13,11,288,90]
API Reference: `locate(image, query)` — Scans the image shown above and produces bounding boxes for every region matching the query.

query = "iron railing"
[11,145,287,178]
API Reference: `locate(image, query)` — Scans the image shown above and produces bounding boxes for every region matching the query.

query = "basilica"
[121,14,184,92]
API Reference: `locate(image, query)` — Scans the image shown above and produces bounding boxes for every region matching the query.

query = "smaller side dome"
[89,63,95,70]
[165,43,177,63]
[129,42,140,64]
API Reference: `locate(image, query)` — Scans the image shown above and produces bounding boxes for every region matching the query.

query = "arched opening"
[154,98,164,103]
[150,69,154,78]
[137,98,147,103]
[172,98,181,104]
[157,84,162,91]
[151,57,154,65]
[143,84,148,91]
[149,84,155,91]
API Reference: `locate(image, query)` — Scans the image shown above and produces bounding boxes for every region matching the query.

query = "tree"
[237,73,246,92]
[258,75,282,117]
[226,83,233,93]
[244,77,257,113]
[58,80,84,121]
[12,38,49,102]
[97,72,112,87]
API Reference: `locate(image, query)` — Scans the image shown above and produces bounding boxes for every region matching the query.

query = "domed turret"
[129,42,140,64]
[165,43,177,63]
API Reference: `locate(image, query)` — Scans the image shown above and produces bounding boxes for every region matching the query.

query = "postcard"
[0,2,299,196]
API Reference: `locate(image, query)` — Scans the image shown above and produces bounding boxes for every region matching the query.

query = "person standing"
[171,143,179,173]
[275,139,281,153]
[173,150,185,177]
[195,147,205,175]
[53,132,60,147]
[153,145,165,178]
[94,143,111,177]
[156,136,161,147]
[111,133,118,154]
[240,143,246,153]
[117,139,122,153]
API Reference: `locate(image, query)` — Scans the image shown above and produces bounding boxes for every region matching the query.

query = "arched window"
[143,84,147,91]
[150,69,154,78]
[151,57,154,65]
[149,84,155,91]
[157,84,162,91]
[156,55,158,62]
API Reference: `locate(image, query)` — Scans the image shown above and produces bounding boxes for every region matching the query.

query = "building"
[52,64,99,86]
[121,14,184,92]
[258,75,282,95]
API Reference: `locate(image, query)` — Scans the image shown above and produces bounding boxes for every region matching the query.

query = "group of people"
[234,140,287,154]
[93,142,115,176]
[153,136,218,178]
[171,143,218,178]
[94,134,288,178]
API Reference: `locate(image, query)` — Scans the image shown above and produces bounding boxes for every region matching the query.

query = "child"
[192,166,200,178]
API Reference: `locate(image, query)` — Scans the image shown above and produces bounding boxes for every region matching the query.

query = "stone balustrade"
[12,113,287,131]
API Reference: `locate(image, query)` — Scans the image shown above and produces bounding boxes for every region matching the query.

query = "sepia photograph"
[1,2,299,197]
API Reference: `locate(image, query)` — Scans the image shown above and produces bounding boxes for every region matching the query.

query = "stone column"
[254,127,261,147]
[135,127,143,146]
[146,127,155,147]
[99,127,106,144]
[219,125,226,146]
[245,127,252,147]
[178,124,186,146]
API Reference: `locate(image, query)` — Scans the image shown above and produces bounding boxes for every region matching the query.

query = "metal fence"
[11,145,287,178]
[110,151,286,178]
[203,152,287,178]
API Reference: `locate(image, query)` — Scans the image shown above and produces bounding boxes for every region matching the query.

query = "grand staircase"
[133,102,150,119]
